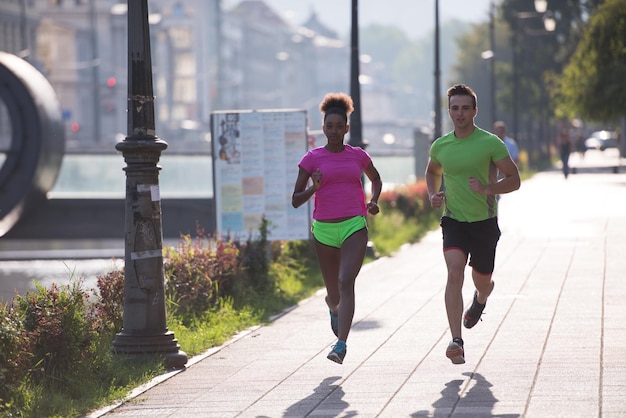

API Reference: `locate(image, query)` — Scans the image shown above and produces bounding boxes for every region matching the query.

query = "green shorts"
[312,216,367,248]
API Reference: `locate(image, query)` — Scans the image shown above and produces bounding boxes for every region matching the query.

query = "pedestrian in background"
[425,84,521,365]
[291,92,383,365]
[493,121,520,165]
[556,122,572,178]
[572,119,587,160]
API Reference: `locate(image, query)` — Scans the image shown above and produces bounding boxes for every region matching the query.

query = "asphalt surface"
[88,150,626,418]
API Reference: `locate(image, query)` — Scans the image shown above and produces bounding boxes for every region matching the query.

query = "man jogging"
[425,84,521,364]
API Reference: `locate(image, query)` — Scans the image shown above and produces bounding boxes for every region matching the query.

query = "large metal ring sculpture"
[0,52,65,236]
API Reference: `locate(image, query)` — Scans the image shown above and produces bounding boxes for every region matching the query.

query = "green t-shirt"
[429,127,510,222]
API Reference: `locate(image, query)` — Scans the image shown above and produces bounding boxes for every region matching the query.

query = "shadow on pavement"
[410,373,520,418]
[352,319,382,331]
[284,376,354,418]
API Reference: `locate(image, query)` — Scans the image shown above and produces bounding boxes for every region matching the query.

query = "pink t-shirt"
[298,145,371,220]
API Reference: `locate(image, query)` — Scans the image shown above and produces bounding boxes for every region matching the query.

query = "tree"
[359,24,412,71]
[446,0,600,167]
[500,0,585,126]
[451,17,513,130]
[358,21,473,123]
[556,0,626,124]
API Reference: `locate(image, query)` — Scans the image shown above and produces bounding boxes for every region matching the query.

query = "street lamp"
[542,12,556,32]
[112,0,187,369]
[349,0,365,149]
[515,0,557,33]
[433,0,441,140]
[534,0,548,13]
[480,0,497,126]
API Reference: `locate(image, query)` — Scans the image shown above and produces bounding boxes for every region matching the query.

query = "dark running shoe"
[463,290,486,329]
[446,338,465,364]
[329,310,339,337]
[327,341,347,364]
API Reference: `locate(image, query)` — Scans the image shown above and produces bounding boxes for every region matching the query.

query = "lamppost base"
[112,331,188,369]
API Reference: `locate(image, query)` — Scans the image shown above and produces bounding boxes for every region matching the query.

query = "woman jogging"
[291,92,382,364]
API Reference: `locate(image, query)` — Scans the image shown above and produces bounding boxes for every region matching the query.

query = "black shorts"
[440,216,501,275]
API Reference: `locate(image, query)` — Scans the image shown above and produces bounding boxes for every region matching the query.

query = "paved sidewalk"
[92,150,626,418]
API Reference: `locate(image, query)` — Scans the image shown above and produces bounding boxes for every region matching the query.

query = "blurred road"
[0,258,123,303]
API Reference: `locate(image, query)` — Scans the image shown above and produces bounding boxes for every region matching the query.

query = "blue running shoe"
[327,340,347,364]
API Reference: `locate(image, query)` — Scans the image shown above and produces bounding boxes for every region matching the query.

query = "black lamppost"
[488,0,496,125]
[112,0,187,369]
[433,0,442,140]
[349,0,364,149]
[481,20,496,126]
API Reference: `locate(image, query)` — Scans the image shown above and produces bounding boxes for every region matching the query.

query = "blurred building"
[0,0,349,151]
[0,0,38,152]
[0,0,425,157]
[0,0,37,60]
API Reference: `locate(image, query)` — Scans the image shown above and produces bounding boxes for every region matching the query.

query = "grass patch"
[169,242,324,358]
[368,210,440,256]
[168,299,260,356]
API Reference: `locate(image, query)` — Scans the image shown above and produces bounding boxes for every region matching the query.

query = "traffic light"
[103,77,117,113]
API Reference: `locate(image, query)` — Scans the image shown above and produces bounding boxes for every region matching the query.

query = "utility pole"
[112,0,187,369]
[89,0,101,142]
[18,0,29,60]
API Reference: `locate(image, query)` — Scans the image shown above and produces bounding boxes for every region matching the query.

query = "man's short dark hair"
[447,84,477,109]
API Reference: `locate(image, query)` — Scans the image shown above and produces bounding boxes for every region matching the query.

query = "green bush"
[236,218,272,294]
[368,179,441,255]
[0,301,31,410]
[91,269,125,335]
[377,180,431,218]
[14,281,96,385]
[164,234,241,322]
[163,217,283,323]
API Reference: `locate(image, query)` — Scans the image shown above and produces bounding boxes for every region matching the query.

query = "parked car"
[584,130,619,151]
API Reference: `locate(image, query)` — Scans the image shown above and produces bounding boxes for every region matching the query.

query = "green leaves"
[557,0,626,123]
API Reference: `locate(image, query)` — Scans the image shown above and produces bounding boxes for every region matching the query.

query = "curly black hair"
[319,92,354,122]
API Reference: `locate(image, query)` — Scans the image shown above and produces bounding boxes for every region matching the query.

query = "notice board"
[211,109,310,241]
